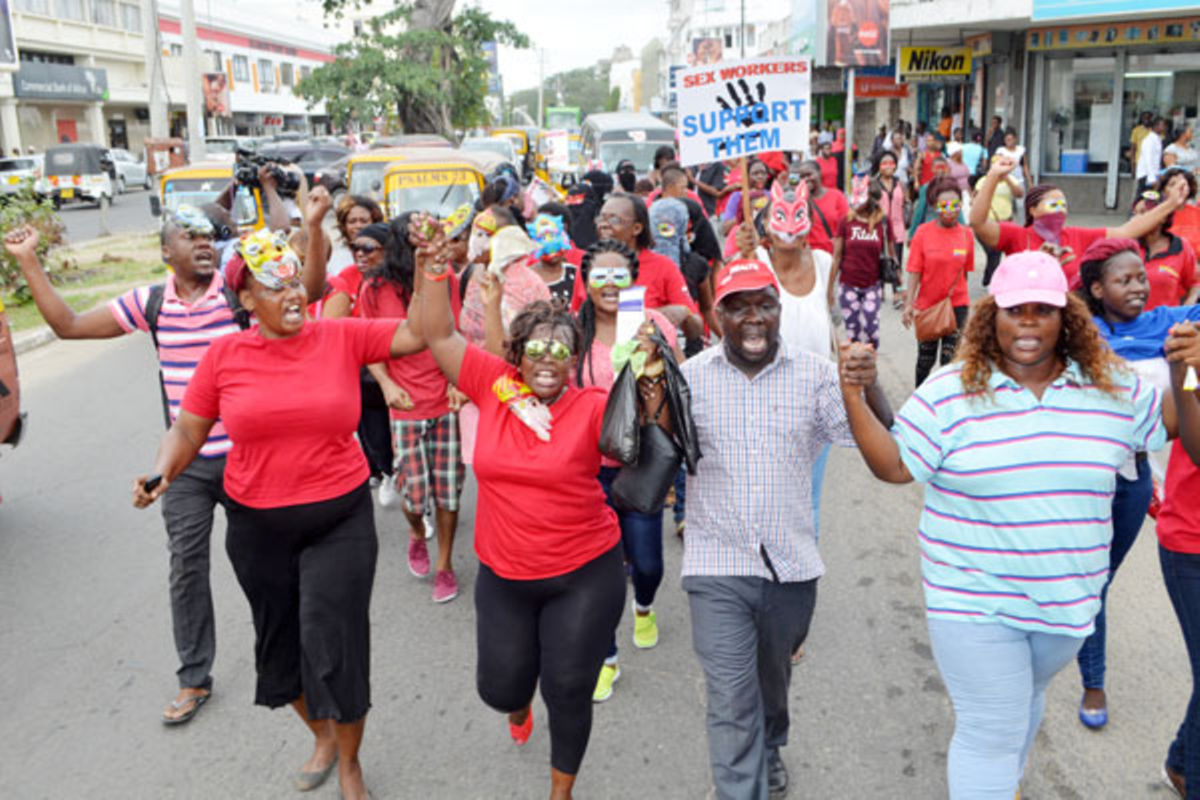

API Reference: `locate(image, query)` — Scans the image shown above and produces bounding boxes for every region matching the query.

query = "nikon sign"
[898,46,972,83]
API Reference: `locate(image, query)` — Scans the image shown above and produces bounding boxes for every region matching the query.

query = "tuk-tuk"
[490,127,536,178]
[337,147,415,201]
[381,150,504,220]
[148,161,265,232]
[38,143,116,208]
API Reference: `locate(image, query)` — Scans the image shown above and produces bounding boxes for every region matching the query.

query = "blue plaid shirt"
[681,341,855,582]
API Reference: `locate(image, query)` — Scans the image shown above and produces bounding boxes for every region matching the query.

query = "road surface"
[56,186,157,245]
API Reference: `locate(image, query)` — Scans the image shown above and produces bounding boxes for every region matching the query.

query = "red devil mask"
[767,179,811,243]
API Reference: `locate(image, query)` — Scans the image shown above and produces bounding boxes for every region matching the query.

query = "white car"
[0,154,42,197]
[108,148,150,193]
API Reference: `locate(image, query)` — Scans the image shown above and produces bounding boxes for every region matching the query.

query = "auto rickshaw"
[147,161,265,232]
[490,127,535,179]
[380,150,504,220]
[38,143,117,209]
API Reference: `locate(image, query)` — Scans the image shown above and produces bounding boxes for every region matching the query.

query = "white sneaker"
[377,475,401,508]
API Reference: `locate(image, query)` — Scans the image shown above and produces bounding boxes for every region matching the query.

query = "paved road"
[0,286,1191,798]
[55,186,157,245]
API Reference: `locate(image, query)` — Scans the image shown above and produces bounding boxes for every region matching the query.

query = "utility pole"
[180,0,206,160]
[740,0,746,57]
[141,0,168,139]
[536,48,545,129]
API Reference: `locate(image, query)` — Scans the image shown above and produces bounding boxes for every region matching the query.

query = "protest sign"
[676,56,812,167]
[543,129,570,171]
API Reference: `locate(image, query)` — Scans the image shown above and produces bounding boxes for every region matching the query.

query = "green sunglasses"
[524,338,572,362]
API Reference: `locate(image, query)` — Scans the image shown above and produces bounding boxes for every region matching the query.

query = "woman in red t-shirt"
[416,233,668,799]
[829,179,892,349]
[970,154,1188,287]
[1134,188,1200,310]
[902,178,975,386]
[132,230,425,800]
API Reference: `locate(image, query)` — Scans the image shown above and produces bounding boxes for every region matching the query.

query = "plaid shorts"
[389,413,465,514]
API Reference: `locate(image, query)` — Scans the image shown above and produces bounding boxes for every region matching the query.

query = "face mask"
[767,179,811,243]
[236,228,301,289]
[936,198,962,215]
[526,213,569,260]
[1032,211,1067,245]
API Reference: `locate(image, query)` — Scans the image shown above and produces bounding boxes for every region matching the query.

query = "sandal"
[162,690,211,725]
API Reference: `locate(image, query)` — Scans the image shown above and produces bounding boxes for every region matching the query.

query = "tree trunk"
[400,0,456,136]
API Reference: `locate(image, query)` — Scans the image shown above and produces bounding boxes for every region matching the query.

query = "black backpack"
[143,282,250,428]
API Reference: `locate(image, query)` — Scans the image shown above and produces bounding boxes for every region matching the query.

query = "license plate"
[60,188,74,198]
[6,176,17,185]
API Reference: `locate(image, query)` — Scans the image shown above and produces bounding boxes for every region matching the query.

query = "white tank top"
[758,246,834,360]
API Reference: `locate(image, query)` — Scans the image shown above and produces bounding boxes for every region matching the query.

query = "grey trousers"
[684,575,819,800]
[160,455,227,690]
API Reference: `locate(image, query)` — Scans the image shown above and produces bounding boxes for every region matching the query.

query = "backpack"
[143,282,250,428]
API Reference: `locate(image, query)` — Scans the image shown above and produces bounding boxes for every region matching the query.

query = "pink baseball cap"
[988,250,1068,308]
[714,259,780,305]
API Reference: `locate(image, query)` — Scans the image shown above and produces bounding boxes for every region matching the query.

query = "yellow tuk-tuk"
[149,161,265,231]
[381,150,504,219]
[339,147,415,202]
[490,127,538,177]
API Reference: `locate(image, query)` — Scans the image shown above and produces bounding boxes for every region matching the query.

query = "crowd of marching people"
[7,115,1200,800]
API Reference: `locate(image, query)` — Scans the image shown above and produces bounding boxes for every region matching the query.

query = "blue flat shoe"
[1078,698,1108,729]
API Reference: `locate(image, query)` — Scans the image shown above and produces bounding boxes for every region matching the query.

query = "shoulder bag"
[914,227,971,342]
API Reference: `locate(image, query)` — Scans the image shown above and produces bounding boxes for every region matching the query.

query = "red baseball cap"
[714,258,780,305]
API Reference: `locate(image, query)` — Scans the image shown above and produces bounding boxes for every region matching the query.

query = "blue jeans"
[928,618,1084,799]
[1161,545,1200,797]
[598,466,665,658]
[1077,457,1152,689]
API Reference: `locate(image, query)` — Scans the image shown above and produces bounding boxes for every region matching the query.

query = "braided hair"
[575,238,638,387]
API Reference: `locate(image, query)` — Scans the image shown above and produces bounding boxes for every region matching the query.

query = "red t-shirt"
[1156,436,1200,554]
[569,248,695,314]
[357,277,461,420]
[817,156,839,189]
[563,245,586,267]
[183,318,396,508]
[1171,204,1200,263]
[327,267,367,316]
[809,189,849,255]
[995,222,1106,288]
[919,151,936,186]
[456,345,620,579]
[907,221,974,309]
[1143,235,1198,311]
[837,216,885,288]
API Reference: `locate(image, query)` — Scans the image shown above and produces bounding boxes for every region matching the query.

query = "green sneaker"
[592,663,619,703]
[633,610,659,649]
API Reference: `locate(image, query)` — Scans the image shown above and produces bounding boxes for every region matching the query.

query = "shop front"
[10,61,109,151]
[898,45,973,139]
[1025,10,1200,212]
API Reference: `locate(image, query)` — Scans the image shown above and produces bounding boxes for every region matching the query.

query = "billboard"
[897,46,972,83]
[202,73,230,118]
[13,62,108,101]
[1032,0,1200,21]
[826,0,889,67]
[689,37,724,67]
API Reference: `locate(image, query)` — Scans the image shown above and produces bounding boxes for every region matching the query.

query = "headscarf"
[649,198,689,267]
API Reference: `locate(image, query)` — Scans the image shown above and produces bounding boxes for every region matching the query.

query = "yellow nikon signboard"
[898,46,972,82]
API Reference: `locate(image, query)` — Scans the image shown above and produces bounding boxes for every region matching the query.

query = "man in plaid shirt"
[680,259,892,799]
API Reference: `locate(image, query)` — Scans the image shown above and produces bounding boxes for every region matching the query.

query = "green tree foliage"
[507,63,613,123]
[297,3,527,136]
[0,186,65,296]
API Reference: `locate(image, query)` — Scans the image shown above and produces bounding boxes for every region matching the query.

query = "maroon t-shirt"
[837,216,885,288]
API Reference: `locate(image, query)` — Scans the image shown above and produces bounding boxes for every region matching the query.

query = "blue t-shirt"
[1093,304,1200,362]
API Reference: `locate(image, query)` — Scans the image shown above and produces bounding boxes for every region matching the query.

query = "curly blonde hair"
[957,294,1125,396]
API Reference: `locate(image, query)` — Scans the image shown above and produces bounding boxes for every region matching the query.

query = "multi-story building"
[0,0,338,155]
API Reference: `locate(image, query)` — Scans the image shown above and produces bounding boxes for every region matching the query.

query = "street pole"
[180,0,206,161]
[141,0,167,140]
[844,67,855,192]
[536,49,544,129]
[740,0,746,58]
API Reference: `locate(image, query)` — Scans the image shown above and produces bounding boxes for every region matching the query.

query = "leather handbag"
[914,296,957,342]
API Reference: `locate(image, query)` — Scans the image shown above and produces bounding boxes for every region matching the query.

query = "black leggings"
[474,545,626,775]
[916,305,970,387]
[225,483,378,722]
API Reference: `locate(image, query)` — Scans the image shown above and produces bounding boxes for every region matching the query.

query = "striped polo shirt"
[109,273,242,458]
[892,361,1165,637]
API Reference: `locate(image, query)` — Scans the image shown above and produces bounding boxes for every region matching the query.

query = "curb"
[13,326,57,355]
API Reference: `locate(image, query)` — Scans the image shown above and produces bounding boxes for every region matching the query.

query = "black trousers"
[916,305,970,387]
[474,545,626,775]
[225,483,378,722]
[358,376,394,478]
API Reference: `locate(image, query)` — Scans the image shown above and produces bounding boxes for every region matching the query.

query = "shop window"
[232,55,250,82]
[1043,56,1115,174]
[1123,52,1200,173]
[54,0,85,20]
[20,50,74,65]
[205,50,222,72]
[92,0,117,27]
[15,0,50,13]
[169,43,183,57]
[120,1,140,31]
[280,63,293,87]
[258,59,274,91]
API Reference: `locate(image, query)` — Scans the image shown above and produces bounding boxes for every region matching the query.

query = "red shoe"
[509,712,533,746]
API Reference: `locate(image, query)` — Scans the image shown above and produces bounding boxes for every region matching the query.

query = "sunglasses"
[936,199,962,213]
[595,212,630,227]
[588,267,633,289]
[351,242,382,255]
[524,338,572,362]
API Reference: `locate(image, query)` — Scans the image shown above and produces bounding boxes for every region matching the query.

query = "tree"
[508,62,613,122]
[297,1,527,136]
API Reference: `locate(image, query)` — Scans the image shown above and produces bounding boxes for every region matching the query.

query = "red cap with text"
[714,258,780,305]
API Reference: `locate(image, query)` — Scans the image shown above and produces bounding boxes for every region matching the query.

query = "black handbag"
[598,363,641,465]
[611,422,683,514]
[878,220,900,285]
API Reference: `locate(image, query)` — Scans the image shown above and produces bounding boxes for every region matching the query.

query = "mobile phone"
[143,474,163,493]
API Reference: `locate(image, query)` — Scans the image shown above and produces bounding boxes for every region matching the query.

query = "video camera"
[234,148,301,197]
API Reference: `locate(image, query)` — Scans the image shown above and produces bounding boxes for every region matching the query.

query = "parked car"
[254,140,351,189]
[0,154,42,198]
[108,148,150,193]
[37,143,116,208]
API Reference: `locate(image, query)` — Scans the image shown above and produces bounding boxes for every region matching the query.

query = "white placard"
[543,129,570,171]
[676,56,812,167]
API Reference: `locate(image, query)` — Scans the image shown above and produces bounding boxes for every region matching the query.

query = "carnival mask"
[767,179,811,243]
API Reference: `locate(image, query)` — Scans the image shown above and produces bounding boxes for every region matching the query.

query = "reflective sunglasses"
[351,242,382,255]
[524,338,572,361]
[936,199,962,213]
[587,266,633,289]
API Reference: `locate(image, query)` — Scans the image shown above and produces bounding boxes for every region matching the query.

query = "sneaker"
[377,475,401,508]
[592,662,619,703]
[767,747,789,798]
[432,570,459,603]
[633,609,659,649]
[407,538,430,578]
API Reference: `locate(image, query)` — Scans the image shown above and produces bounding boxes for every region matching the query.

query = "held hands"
[131,474,170,509]
[305,185,332,227]
[447,385,469,412]
[1165,322,1200,379]
[409,212,447,274]
[382,381,415,411]
[838,339,878,396]
[4,225,39,258]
